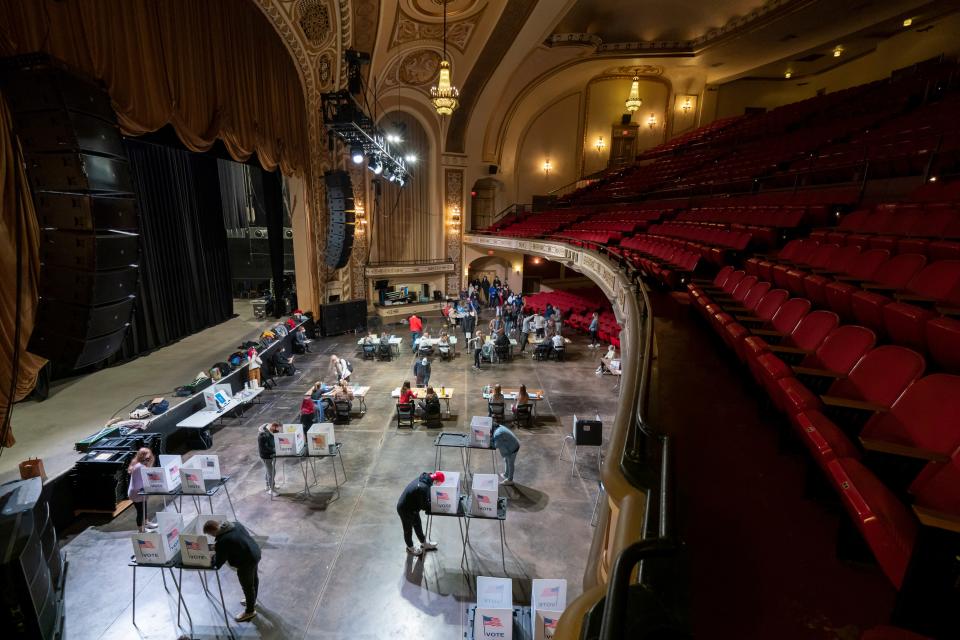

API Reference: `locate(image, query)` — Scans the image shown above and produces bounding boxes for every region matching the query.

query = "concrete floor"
[57,312,618,639]
[1,301,274,484]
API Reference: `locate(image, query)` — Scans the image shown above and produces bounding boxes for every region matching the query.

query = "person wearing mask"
[408,314,423,352]
[413,357,431,387]
[332,380,354,412]
[511,384,531,415]
[257,423,280,495]
[203,520,262,622]
[588,312,600,348]
[396,472,442,556]
[398,380,418,405]
[272,347,295,376]
[293,326,311,353]
[299,395,316,432]
[470,329,484,369]
[127,447,157,533]
[247,348,263,387]
[519,310,534,353]
[493,424,521,486]
[330,355,352,382]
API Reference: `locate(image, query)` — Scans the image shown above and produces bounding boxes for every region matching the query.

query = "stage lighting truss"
[322,90,409,184]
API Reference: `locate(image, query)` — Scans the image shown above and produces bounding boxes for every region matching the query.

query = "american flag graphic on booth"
[185,539,202,551]
[541,586,561,599]
[477,494,491,504]
[436,491,450,501]
[137,539,155,549]
[482,615,503,628]
[544,616,558,629]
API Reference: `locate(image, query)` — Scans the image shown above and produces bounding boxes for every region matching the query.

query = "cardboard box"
[275,424,305,455]
[470,416,494,448]
[141,455,182,493]
[131,511,182,564]
[178,514,228,567]
[475,576,513,640]
[429,470,461,515]
[471,473,499,517]
[307,423,336,455]
[532,578,567,640]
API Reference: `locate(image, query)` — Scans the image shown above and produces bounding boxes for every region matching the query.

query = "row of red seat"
[808,204,960,254]
[523,290,622,347]
[743,243,960,364]
[554,230,622,247]
[613,237,699,289]
[687,268,960,591]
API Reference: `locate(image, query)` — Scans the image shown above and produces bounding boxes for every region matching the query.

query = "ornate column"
[444,166,464,295]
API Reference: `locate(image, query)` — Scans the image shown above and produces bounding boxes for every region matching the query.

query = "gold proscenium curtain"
[0,0,310,446]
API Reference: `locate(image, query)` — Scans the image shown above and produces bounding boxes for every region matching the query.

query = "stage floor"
[56,314,618,639]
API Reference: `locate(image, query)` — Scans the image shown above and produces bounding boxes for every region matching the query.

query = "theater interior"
[1,1,959,639]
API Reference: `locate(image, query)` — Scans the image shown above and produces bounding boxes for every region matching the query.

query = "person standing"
[493,424,521,485]
[330,355,352,382]
[204,520,262,622]
[519,310,534,353]
[462,308,477,339]
[247,348,263,387]
[257,423,280,495]
[533,312,546,339]
[413,357,431,387]
[588,312,600,348]
[299,395,316,432]
[127,448,157,533]
[409,314,423,352]
[396,471,442,556]
[470,330,484,369]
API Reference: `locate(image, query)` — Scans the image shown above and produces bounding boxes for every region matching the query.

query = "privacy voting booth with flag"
[307,423,336,455]
[141,455,182,493]
[476,575,512,640]
[470,415,493,448]
[430,470,461,515]
[471,474,498,517]
[131,511,182,564]
[532,578,567,640]
[276,424,305,455]
[178,515,228,567]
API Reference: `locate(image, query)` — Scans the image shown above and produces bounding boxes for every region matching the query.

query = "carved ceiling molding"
[604,65,665,77]
[547,0,804,55]
[389,5,485,53]
[380,47,450,93]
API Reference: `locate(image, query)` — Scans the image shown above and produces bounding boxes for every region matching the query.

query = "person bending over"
[204,520,262,622]
[330,355,352,382]
[396,472,442,556]
[493,424,521,485]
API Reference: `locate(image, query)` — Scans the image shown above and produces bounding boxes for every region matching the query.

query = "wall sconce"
[448,204,461,227]
[513,264,521,274]
[595,136,605,153]
[681,97,692,113]
[542,159,552,177]
[647,113,657,129]
[784,70,792,79]
[833,45,844,58]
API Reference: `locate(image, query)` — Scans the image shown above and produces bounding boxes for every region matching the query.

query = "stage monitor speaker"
[320,299,367,336]
[323,171,355,270]
[1,55,138,369]
[0,477,66,640]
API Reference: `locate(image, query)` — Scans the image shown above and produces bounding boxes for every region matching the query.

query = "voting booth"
[430,470,461,515]
[532,578,567,640]
[141,455,182,493]
[475,576,513,640]
[471,474,499,517]
[203,384,233,411]
[275,424,305,455]
[307,423,336,455]
[470,416,494,448]
[131,511,182,564]
[178,514,228,567]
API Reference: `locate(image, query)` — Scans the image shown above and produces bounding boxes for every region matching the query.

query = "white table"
[481,387,544,416]
[357,336,403,355]
[175,387,263,429]
[415,336,458,353]
[391,386,454,418]
[321,385,370,415]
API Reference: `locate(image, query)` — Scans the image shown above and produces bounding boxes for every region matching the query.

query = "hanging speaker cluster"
[324,170,355,270]
[0,54,139,370]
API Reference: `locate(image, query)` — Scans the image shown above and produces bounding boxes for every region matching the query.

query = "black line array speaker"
[0,477,66,640]
[320,299,367,337]
[324,170,355,270]
[1,55,138,369]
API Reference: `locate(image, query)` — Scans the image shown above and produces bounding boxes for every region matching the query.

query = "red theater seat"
[819,249,891,318]
[830,253,925,321]
[826,457,918,589]
[926,316,960,371]
[742,310,839,380]
[909,447,960,522]
[882,260,960,350]
[718,290,794,352]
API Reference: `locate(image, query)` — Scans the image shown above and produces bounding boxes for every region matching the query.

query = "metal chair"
[422,400,443,428]
[362,343,377,360]
[377,343,393,361]
[488,401,506,424]
[550,346,565,361]
[396,402,415,429]
[333,401,352,425]
[494,344,512,363]
[513,403,534,429]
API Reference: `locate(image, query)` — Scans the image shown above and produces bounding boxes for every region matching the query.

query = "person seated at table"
[489,384,505,405]
[399,380,417,405]
[512,384,531,414]
[293,326,311,353]
[300,395,316,431]
[437,331,452,359]
[363,330,378,345]
[551,332,564,350]
[597,345,621,375]
[332,379,354,412]
[330,355,352,382]
[413,357,431,387]
[416,386,440,418]
[380,331,391,346]
[417,330,434,356]
[534,336,552,360]
[272,347,295,376]
[481,334,495,363]
[494,328,510,348]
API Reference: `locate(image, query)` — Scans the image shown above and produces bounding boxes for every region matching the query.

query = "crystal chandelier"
[431,2,459,116]
[625,75,642,113]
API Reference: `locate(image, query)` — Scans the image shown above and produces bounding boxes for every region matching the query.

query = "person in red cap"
[396,471,443,555]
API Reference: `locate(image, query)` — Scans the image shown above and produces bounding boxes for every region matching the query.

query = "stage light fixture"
[351,146,364,164]
[369,156,383,174]
[404,153,417,163]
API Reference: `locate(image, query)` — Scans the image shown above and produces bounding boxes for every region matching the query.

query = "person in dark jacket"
[257,423,280,495]
[396,471,443,556]
[413,357,431,387]
[272,347,295,376]
[203,520,262,622]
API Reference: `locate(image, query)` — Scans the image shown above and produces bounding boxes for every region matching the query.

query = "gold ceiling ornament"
[430,0,460,116]
[625,75,642,113]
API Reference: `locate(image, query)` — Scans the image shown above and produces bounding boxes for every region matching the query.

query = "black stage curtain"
[107,138,233,363]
